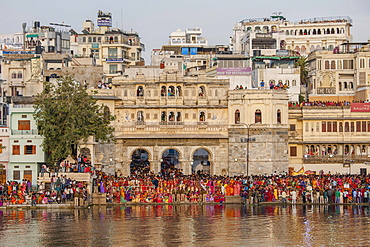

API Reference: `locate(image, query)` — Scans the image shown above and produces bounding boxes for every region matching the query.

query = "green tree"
[295,56,309,86]
[34,75,115,164]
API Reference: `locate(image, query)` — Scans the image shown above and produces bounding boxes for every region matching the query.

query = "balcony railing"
[303,154,370,163]
[11,129,38,135]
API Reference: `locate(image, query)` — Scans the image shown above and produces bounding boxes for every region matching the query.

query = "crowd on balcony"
[288,100,370,107]
[97,81,112,90]
[92,170,370,205]
[0,178,89,206]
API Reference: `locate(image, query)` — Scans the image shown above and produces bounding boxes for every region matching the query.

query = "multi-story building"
[231,13,352,56]
[91,72,289,176]
[289,103,370,175]
[306,41,370,101]
[70,10,145,85]
[8,104,45,185]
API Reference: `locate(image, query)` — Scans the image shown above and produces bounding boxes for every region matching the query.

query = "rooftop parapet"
[298,16,352,25]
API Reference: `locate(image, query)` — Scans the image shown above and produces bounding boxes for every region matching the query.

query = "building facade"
[92,72,289,176]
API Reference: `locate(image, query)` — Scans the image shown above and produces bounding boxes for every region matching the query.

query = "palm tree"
[295,56,309,86]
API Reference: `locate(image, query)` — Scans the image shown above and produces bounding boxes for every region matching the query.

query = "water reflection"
[0,205,369,246]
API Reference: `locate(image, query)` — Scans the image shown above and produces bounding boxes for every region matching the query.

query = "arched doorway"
[161,149,180,175]
[130,149,150,175]
[192,149,210,174]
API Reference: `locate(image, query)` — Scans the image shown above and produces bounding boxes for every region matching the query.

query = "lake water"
[0,204,370,246]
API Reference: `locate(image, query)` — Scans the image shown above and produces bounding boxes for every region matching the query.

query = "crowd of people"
[92,171,370,205]
[288,100,370,107]
[3,168,370,206]
[0,177,89,206]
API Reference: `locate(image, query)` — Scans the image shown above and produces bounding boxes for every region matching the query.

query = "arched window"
[277,110,281,123]
[17,71,22,78]
[339,82,342,91]
[310,45,315,52]
[344,145,350,155]
[88,37,92,43]
[93,37,96,42]
[235,110,240,124]
[295,46,300,53]
[351,122,355,132]
[82,37,86,42]
[168,112,175,121]
[137,111,144,122]
[337,60,342,69]
[137,86,144,97]
[290,30,294,35]
[286,80,290,86]
[337,28,340,34]
[182,38,185,43]
[317,29,321,35]
[286,30,289,35]
[339,122,343,132]
[331,28,335,34]
[114,36,118,42]
[349,82,353,89]
[326,28,330,34]
[331,61,336,69]
[199,112,205,122]
[168,86,175,96]
[328,45,334,51]
[255,110,262,123]
[344,82,348,88]
[299,30,303,35]
[176,86,182,96]
[313,29,316,35]
[199,86,205,96]
[345,122,349,132]
[161,86,166,97]
[292,80,296,86]
[161,111,166,122]
[325,61,330,69]
[301,46,306,54]
[172,39,176,44]
[176,112,181,122]
[124,89,127,97]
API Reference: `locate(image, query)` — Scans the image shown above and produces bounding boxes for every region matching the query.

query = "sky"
[1,0,369,64]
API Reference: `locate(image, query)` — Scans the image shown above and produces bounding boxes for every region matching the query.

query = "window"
[351,122,355,132]
[290,124,296,131]
[13,170,20,180]
[255,110,262,123]
[82,37,86,43]
[24,145,36,155]
[199,112,205,122]
[137,111,144,122]
[344,122,349,132]
[277,110,281,124]
[137,86,144,97]
[108,48,117,58]
[360,58,365,69]
[12,145,20,155]
[362,121,367,132]
[235,110,240,124]
[109,64,117,74]
[290,147,297,157]
[327,122,332,132]
[322,121,327,132]
[333,122,337,132]
[18,120,30,130]
[356,121,361,132]
[17,71,22,79]
[339,122,343,132]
